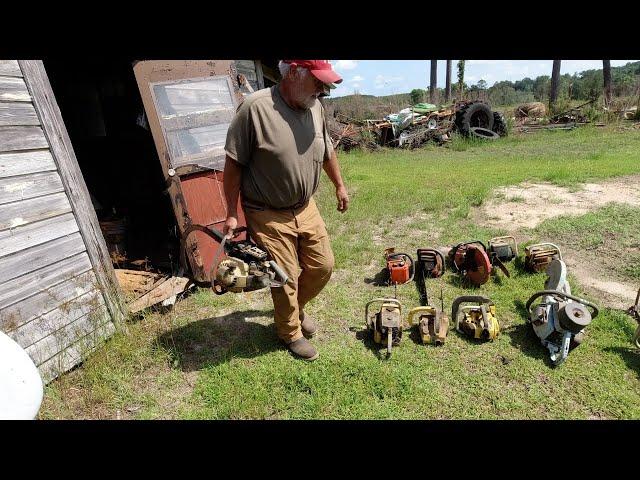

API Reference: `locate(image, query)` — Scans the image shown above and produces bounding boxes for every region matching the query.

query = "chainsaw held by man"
[525,259,599,366]
[180,224,288,294]
[625,288,639,349]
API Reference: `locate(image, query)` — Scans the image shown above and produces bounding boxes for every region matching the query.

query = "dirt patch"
[476,175,640,309]
[477,174,640,230]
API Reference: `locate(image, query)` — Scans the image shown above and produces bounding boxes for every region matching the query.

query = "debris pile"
[329,101,507,150]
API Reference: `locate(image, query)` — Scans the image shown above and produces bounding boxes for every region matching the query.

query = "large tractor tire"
[455,102,494,136]
[492,111,508,137]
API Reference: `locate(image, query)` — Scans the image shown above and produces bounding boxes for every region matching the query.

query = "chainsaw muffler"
[524,242,562,273]
[365,298,403,355]
[451,295,499,340]
[525,259,599,366]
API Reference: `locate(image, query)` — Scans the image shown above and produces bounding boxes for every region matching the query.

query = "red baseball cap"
[283,60,343,86]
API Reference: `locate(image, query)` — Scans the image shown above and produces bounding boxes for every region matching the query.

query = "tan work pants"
[243,197,335,343]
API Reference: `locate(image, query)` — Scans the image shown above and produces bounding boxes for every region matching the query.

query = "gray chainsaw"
[525,259,599,366]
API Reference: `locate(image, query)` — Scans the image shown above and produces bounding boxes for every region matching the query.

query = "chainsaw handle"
[525,290,599,319]
[488,236,518,257]
[407,306,434,326]
[451,295,493,320]
[365,298,402,324]
[416,248,446,276]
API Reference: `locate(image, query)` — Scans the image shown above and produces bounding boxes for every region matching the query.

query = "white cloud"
[374,74,403,86]
[334,60,358,71]
[468,60,502,65]
[349,75,364,83]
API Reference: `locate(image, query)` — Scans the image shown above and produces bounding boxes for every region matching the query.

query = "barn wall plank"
[0,126,48,152]
[0,171,64,205]
[0,76,30,102]
[0,102,39,126]
[0,61,22,78]
[0,191,71,231]
[0,150,56,178]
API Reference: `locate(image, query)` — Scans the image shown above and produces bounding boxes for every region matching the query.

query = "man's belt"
[242,199,309,211]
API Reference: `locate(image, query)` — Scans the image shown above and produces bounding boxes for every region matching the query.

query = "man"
[223,60,349,361]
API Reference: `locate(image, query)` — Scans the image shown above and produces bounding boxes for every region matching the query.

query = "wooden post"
[18,60,127,328]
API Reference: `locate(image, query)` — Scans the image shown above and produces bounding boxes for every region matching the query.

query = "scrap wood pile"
[328,116,380,151]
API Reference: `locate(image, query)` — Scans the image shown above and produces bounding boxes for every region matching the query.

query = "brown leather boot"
[300,312,317,338]
[287,337,319,361]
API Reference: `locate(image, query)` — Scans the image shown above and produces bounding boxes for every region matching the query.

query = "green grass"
[39,126,640,419]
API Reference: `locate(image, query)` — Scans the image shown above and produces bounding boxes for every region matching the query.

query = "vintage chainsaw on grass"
[384,248,415,286]
[525,259,599,366]
[448,240,510,286]
[365,298,403,355]
[409,248,448,345]
[180,224,288,294]
[524,242,562,273]
[626,288,640,349]
[452,295,500,340]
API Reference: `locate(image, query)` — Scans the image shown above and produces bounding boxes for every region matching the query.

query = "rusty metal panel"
[133,61,245,282]
[180,170,246,278]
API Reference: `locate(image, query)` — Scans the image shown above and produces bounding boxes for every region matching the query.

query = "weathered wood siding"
[0,60,126,384]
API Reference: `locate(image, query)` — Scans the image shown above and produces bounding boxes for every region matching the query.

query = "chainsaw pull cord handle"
[525,290,599,319]
[209,232,233,292]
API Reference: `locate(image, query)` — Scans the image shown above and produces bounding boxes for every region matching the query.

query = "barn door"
[133,61,247,284]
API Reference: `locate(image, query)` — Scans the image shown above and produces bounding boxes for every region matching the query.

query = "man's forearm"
[223,155,242,216]
[323,150,345,188]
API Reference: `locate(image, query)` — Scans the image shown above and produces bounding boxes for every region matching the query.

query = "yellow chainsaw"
[408,289,449,346]
[365,298,403,355]
[451,295,499,340]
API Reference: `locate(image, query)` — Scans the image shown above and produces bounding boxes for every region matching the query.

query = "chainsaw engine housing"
[488,236,518,263]
[452,295,499,340]
[448,241,492,286]
[365,298,403,354]
[384,248,414,285]
[408,306,449,345]
[524,243,562,273]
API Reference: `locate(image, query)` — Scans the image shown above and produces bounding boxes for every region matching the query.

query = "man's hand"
[223,215,238,237]
[336,185,349,212]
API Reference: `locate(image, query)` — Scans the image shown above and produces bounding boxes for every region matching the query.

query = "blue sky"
[328,60,638,98]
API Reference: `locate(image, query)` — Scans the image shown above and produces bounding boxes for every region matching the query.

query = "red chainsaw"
[447,240,510,286]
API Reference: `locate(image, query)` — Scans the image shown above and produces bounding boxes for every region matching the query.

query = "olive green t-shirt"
[224,85,334,209]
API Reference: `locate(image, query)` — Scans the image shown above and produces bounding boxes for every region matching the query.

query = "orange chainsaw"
[384,248,415,286]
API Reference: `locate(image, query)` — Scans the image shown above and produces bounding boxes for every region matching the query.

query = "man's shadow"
[156,309,279,372]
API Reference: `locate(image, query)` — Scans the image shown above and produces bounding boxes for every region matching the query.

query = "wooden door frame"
[132,60,243,281]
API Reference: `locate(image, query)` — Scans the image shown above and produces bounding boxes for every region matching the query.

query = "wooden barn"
[0,59,278,384]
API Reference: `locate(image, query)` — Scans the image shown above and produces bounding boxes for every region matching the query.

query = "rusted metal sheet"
[133,61,246,283]
[180,170,246,282]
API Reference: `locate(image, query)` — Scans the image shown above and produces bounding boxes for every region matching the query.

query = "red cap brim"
[310,69,343,85]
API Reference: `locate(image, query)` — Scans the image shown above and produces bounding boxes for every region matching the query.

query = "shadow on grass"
[351,326,397,360]
[156,309,279,372]
[504,299,555,367]
[603,345,640,379]
[363,268,389,286]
